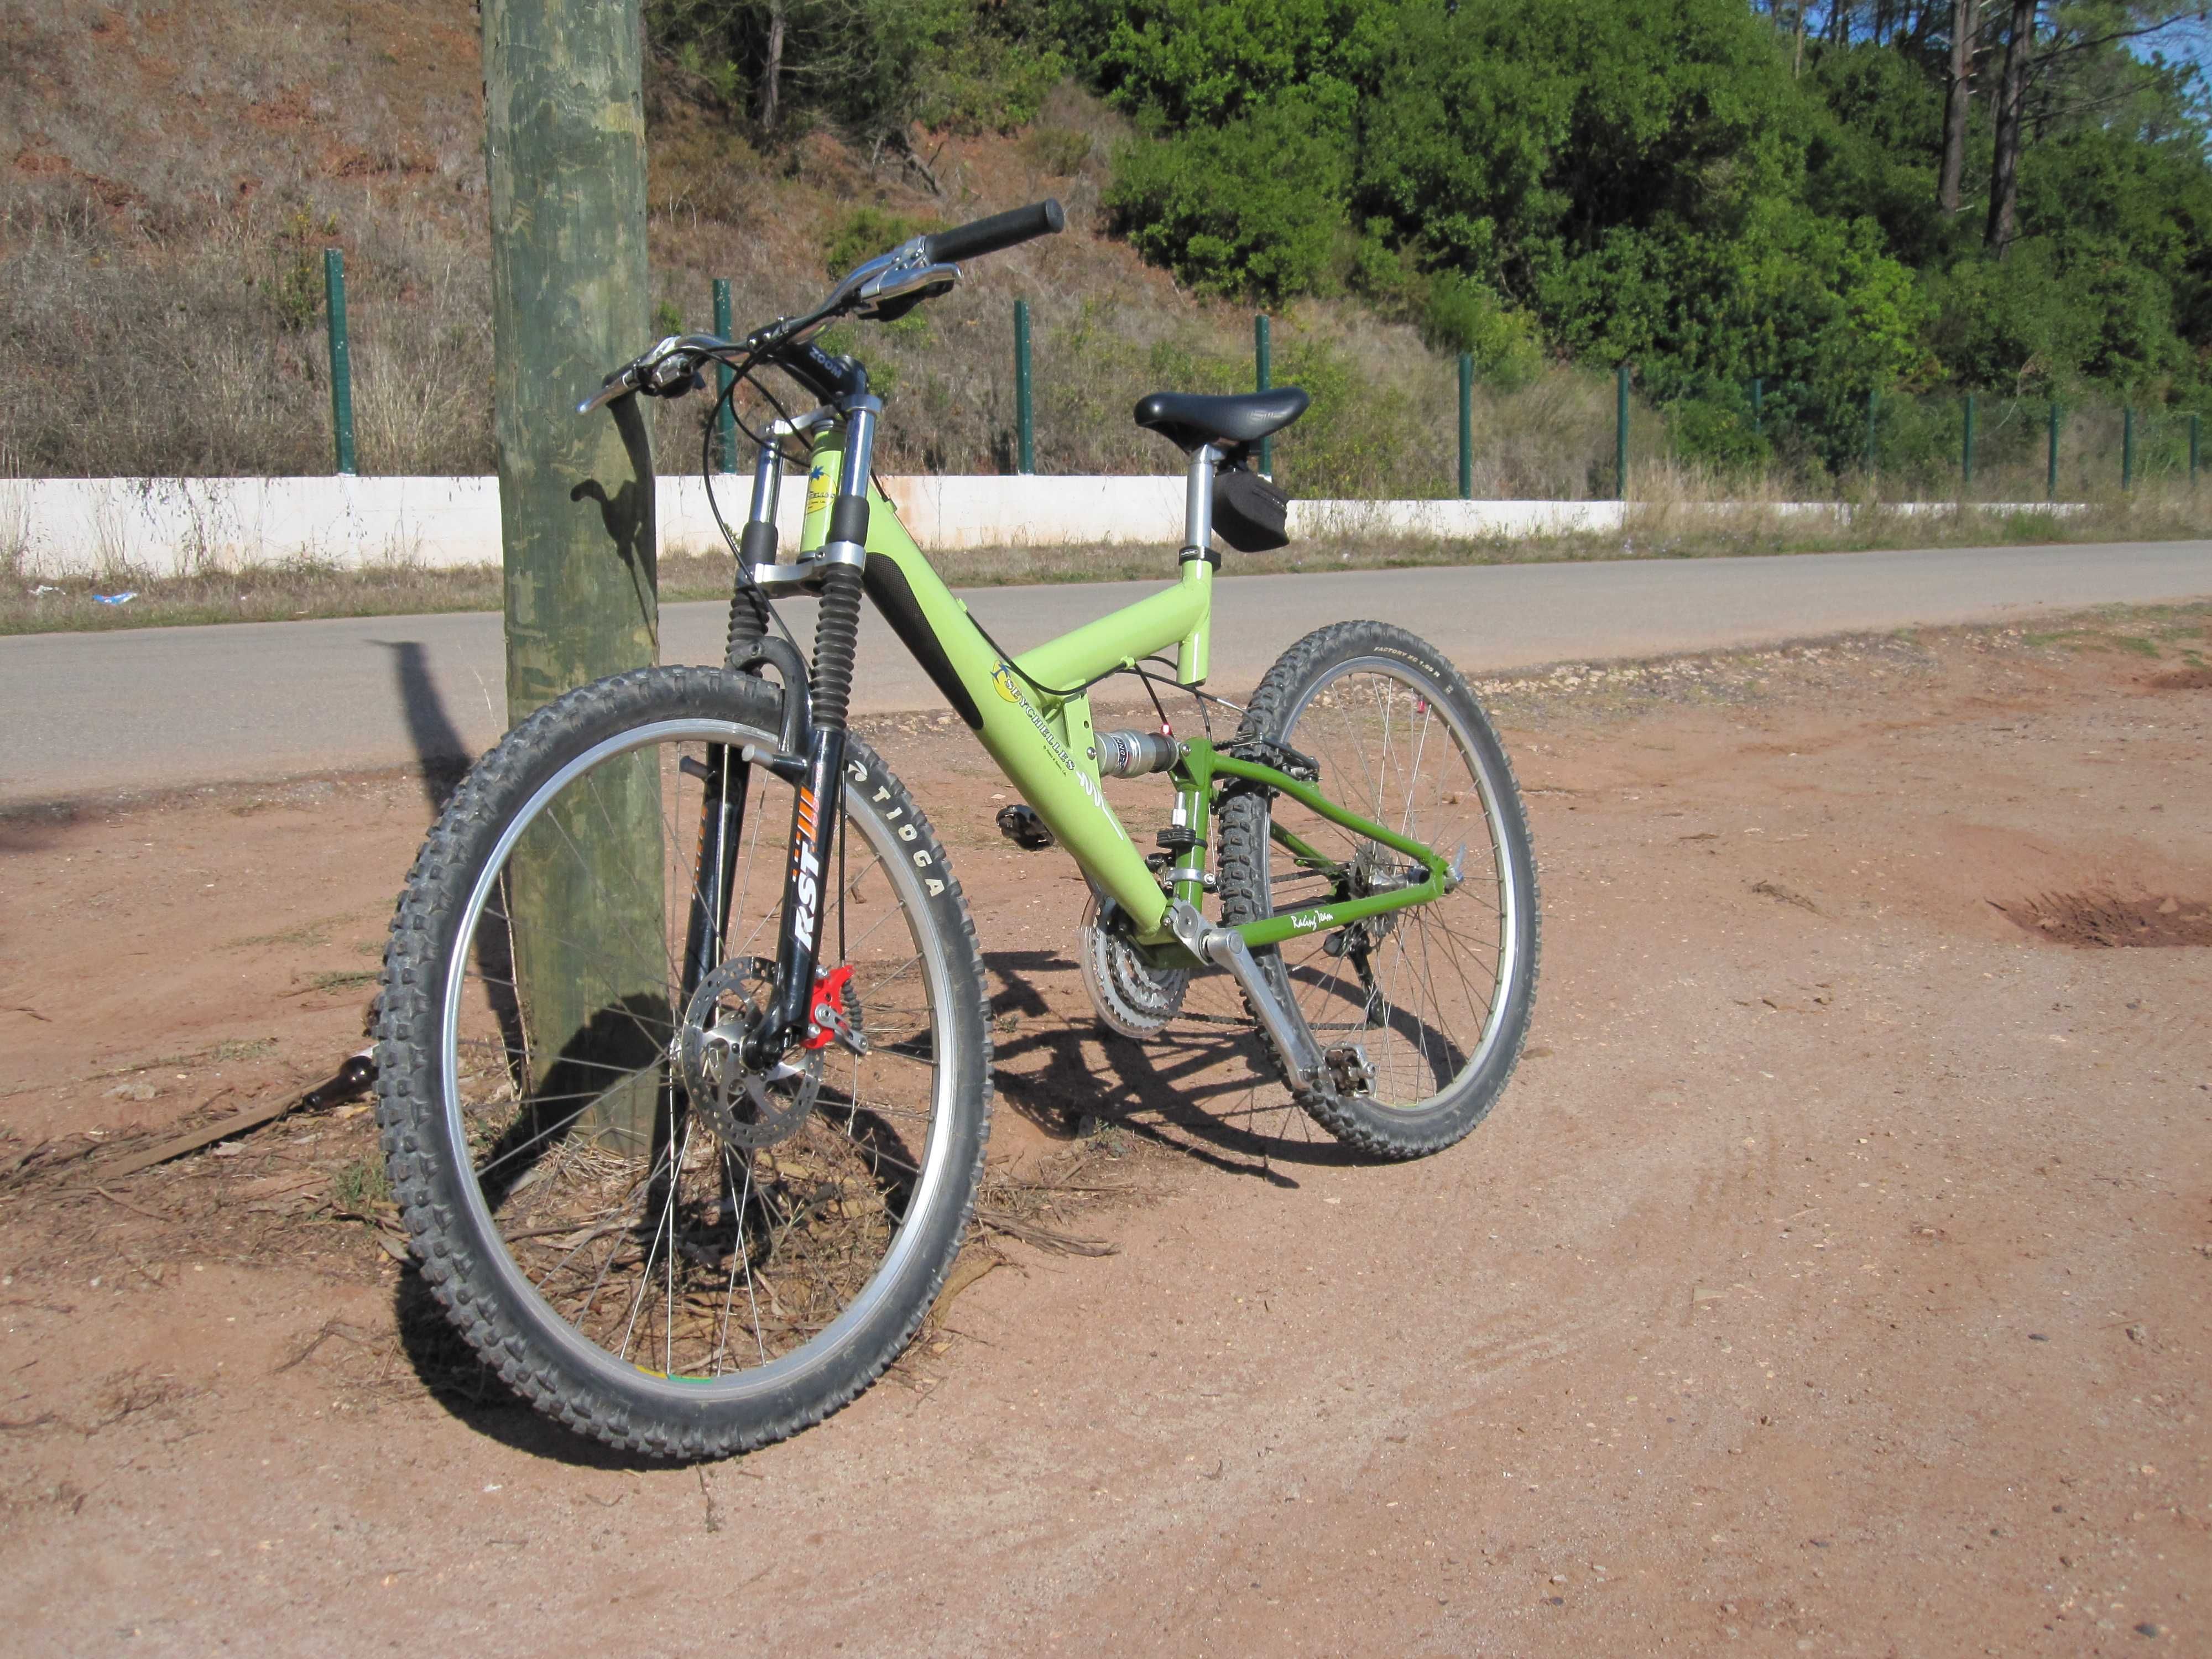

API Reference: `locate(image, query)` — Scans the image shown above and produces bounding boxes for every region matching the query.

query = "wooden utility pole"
[484,0,664,1149]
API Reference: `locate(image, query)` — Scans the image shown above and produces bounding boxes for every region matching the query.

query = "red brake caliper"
[804,964,855,1052]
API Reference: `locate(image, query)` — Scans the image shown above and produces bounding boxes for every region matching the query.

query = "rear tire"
[1216,623,1538,1159]
[374,666,990,1458]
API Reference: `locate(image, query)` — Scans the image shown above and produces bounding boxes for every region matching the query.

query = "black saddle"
[1133,387,1310,451]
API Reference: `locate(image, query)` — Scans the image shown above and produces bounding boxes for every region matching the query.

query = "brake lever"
[577,366,640,416]
[577,335,712,415]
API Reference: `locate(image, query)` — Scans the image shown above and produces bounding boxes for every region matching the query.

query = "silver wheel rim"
[1263,658,1521,1113]
[436,717,960,1404]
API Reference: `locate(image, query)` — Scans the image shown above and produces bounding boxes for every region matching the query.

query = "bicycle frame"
[788,425,1451,966]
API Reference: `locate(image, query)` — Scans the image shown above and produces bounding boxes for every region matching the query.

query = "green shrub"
[1666,394,1771,475]
[1104,93,1349,300]
[1423,274,1544,392]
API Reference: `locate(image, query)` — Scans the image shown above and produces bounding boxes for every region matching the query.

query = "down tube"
[832,511,1187,931]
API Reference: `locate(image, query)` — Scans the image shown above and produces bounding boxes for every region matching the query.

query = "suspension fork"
[676,427,794,1013]
[745,392,880,1066]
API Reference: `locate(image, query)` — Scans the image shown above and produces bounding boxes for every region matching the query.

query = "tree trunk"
[1939,0,1980,213]
[484,0,664,1149]
[1793,0,1808,75]
[1984,0,2036,256]
[759,0,786,131]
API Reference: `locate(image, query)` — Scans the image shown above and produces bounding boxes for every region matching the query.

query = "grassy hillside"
[1,1,2195,508]
[1,3,1604,497]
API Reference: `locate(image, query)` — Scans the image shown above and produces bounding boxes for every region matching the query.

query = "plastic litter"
[32,584,62,596]
[92,591,138,605]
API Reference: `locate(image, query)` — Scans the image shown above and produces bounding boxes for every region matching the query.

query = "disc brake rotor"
[677,957,820,1151]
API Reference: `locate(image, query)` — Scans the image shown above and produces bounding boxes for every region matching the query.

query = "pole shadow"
[371,639,474,810]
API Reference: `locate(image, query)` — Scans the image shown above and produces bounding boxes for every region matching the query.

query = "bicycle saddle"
[1134,387,1310,451]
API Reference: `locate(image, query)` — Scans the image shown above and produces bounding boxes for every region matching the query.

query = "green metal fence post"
[2048,400,2061,500]
[2122,403,2135,491]
[323,248,356,476]
[1865,387,1878,478]
[712,277,735,473]
[1014,299,1034,475]
[1750,376,1763,436]
[1255,314,1273,477]
[1457,352,1473,500]
[1615,364,1630,501]
[1961,393,1975,493]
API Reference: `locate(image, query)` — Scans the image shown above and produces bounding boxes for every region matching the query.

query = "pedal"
[996,803,1056,851]
[1323,1044,1377,1098]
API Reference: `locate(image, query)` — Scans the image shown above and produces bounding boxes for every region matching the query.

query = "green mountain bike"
[374,200,1538,1458]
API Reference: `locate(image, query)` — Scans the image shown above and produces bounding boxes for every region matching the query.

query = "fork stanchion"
[1458,351,1473,500]
[713,278,735,473]
[1255,312,1273,478]
[324,248,355,476]
[1014,299,1034,475]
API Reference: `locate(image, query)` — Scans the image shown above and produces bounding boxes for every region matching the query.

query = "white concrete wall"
[0,473,2070,579]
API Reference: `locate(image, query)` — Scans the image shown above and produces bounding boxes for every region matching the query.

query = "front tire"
[1216,623,1538,1159]
[374,666,990,1458]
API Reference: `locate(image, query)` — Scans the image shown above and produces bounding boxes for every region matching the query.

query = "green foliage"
[653,298,686,338]
[668,0,2212,475]
[1666,389,1771,476]
[1077,0,1381,127]
[1422,274,1544,392]
[648,0,1064,141]
[1104,91,1350,299]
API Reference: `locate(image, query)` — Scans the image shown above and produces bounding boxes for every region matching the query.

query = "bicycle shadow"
[982,948,1365,1184]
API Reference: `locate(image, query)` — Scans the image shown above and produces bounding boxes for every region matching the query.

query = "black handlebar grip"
[924,199,1065,265]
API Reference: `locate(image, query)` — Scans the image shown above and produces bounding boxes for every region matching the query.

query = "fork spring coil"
[808,563,864,732]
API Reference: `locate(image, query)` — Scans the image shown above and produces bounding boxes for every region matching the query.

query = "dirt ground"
[2,606,2209,1657]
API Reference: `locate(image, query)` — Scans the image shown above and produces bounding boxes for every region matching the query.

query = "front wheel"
[1216,623,1538,1159]
[374,666,990,1458]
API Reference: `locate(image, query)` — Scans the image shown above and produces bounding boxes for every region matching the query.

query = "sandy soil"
[2,609,2209,1657]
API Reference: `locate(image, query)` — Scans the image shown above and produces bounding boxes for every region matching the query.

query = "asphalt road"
[6,540,2209,804]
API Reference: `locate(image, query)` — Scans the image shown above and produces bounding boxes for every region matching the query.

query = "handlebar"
[923,199,1065,265]
[581,199,1065,414]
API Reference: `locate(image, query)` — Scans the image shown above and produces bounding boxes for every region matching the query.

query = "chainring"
[1078,895,1190,1040]
[677,957,821,1151]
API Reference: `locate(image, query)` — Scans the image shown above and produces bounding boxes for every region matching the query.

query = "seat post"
[1182,442,1219,561]
[1175,442,1219,686]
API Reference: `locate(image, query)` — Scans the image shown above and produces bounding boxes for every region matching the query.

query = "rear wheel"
[375,666,990,1458]
[1216,623,1538,1159]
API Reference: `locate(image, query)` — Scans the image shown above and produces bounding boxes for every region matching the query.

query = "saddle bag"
[1212,462,1291,553]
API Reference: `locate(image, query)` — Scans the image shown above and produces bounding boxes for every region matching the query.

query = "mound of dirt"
[1995,889,2212,947]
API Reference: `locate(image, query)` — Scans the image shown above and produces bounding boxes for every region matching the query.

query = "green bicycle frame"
[797,427,1447,959]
